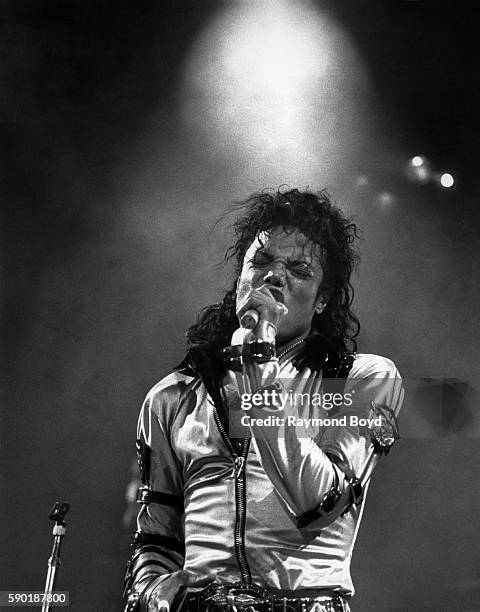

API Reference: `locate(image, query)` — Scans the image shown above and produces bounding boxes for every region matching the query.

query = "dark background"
[2,1,480,610]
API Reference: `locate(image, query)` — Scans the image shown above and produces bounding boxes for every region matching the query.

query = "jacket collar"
[174,333,355,382]
[173,335,355,441]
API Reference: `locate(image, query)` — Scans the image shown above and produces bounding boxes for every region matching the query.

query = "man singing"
[124,188,404,612]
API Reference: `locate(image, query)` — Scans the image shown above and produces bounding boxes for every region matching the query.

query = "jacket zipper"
[213,409,252,584]
[232,442,251,583]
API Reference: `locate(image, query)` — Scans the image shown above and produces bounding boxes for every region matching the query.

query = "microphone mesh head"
[240,310,259,329]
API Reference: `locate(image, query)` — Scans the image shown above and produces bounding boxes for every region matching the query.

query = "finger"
[250,288,288,317]
[236,291,273,317]
[238,286,277,306]
[237,291,286,322]
[256,284,281,300]
[243,358,260,392]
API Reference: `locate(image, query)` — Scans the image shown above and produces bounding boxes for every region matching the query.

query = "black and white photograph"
[2,1,480,611]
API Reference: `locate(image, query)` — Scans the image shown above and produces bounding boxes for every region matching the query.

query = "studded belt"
[180,583,350,612]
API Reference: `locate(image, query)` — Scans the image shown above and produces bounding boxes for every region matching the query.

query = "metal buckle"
[349,478,363,505]
[136,486,152,504]
[318,487,341,516]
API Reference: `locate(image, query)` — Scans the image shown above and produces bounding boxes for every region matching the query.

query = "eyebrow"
[255,248,313,266]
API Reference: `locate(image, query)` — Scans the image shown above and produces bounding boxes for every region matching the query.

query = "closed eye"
[289,263,313,278]
[249,251,272,266]
[248,250,314,278]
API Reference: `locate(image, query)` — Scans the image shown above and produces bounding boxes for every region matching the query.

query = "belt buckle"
[199,583,269,611]
[270,594,347,612]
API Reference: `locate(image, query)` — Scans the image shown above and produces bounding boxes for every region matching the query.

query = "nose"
[263,265,286,287]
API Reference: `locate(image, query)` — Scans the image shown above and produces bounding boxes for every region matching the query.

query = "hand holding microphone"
[231,313,256,347]
[236,285,288,343]
[227,285,287,370]
[235,308,276,350]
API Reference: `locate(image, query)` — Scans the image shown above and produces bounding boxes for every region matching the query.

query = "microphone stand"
[42,501,70,612]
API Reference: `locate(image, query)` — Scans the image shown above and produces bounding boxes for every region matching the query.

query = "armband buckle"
[136,439,151,486]
[349,477,363,505]
[136,486,153,504]
[318,486,341,516]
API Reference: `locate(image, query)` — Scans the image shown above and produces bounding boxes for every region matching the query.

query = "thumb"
[178,569,214,588]
[232,327,255,346]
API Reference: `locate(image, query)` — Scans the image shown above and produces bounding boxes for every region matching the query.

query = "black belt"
[180,583,350,612]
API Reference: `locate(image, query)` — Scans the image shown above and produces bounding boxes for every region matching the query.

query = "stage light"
[411,155,425,167]
[406,155,431,184]
[181,0,369,183]
[377,191,395,209]
[440,173,454,188]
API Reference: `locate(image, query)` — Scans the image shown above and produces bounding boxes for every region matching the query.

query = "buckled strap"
[326,454,364,507]
[296,486,342,528]
[247,340,276,361]
[136,485,183,510]
[296,453,365,528]
[223,341,276,371]
[132,531,185,556]
[136,439,151,485]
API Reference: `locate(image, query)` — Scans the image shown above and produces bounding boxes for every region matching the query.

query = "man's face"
[236,226,326,344]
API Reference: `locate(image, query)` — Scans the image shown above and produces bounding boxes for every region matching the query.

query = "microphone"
[231,310,257,347]
[240,309,259,330]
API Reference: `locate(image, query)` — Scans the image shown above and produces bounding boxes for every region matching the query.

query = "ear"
[314,292,328,314]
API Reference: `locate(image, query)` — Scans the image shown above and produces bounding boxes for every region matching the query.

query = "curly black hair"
[186,188,360,354]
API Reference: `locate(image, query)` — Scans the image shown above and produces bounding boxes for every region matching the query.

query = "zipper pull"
[232,456,245,479]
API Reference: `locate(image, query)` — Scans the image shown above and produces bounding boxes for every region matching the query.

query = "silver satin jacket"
[127,340,404,608]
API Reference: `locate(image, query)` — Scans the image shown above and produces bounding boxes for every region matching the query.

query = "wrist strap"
[223,341,276,371]
[248,340,276,361]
